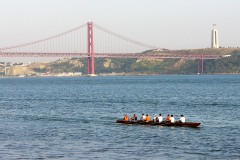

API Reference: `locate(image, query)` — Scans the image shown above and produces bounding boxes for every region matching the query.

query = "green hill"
[93,49,240,74]
[1,48,240,76]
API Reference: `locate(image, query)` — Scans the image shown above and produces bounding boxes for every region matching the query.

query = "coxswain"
[131,114,137,121]
[170,115,175,123]
[179,115,185,123]
[146,114,151,122]
[166,114,171,122]
[123,114,129,121]
[140,114,146,121]
[158,114,163,123]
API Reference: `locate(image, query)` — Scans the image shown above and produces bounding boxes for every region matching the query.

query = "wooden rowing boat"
[116,119,201,127]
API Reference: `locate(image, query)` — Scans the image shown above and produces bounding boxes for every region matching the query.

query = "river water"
[0,75,240,159]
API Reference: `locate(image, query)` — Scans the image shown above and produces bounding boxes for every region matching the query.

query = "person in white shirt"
[158,114,163,123]
[170,115,175,123]
[140,114,146,121]
[179,115,186,123]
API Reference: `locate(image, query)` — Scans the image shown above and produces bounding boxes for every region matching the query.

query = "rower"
[145,114,151,122]
[123,114,129,121]
[170,115,175,123]
[179,115,185,123]
[131,114,137,121]
[140,114,146,121]
[153,114,157,122]
[166,114,171,122]
[158,114,163,123]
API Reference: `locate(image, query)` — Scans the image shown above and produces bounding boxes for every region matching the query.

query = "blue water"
[0,75,240,159]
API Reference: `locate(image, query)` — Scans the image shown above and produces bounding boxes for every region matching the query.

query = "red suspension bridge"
[0,22,224,75]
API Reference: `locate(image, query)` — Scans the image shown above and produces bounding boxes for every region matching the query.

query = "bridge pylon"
[87,22,95,76]
[197,53,204,74]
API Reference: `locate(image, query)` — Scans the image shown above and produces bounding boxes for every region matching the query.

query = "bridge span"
[0,22,224,74]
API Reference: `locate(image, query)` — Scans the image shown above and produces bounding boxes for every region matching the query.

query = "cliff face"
[0,59,85,76]
[9,66,36,76]
[1,49,240,76]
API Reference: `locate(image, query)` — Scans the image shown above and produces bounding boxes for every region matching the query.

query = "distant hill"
[1,48,240,76]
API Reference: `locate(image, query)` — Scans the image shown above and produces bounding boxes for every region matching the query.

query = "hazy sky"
[0,0,240,51]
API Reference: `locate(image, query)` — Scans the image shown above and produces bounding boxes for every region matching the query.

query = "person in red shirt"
[131,114,137,121]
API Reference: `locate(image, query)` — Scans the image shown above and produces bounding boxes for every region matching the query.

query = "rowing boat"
[116,119,201,127]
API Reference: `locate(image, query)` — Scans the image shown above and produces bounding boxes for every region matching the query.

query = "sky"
[0,0,240,62]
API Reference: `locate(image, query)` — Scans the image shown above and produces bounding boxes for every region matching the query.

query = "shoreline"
[1,73,240,78]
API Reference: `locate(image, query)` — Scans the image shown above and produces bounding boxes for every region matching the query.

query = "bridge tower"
[197,53,204,74]
[87,22,95,75]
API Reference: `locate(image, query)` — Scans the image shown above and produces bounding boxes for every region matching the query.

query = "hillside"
[0,48,240,76]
